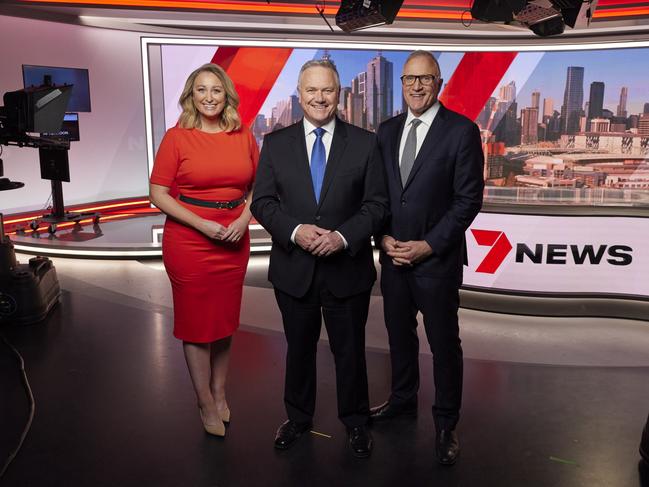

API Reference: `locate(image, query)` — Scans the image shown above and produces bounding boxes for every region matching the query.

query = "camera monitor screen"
[22,64,91,112]
[42,113,80,141]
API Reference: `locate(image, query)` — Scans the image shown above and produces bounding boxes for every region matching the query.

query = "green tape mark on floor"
[310,430,332,439]
[549,456,579,466]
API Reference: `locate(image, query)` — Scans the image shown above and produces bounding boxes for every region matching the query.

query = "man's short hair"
[298,59,341,89]
[404,50,441,76]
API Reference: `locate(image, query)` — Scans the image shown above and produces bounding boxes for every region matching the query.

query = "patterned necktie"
[400,119,422,186]
[311,127,326,202]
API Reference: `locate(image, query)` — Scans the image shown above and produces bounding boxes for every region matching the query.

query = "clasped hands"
[199,217,247,243]
[382,235,432,266]
[295,224,344,257]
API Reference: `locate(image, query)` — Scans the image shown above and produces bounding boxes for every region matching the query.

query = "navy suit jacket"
[376,103,485,280]
[252,118,389,298]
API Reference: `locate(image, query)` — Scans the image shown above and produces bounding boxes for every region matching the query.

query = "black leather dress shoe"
[369,400,417,422]
[436,429,460,465]
[274,420,311,450]
[348,425,373,458]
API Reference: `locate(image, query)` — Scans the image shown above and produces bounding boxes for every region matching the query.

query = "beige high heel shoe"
[218,406,231,424]
[199,408,225,437]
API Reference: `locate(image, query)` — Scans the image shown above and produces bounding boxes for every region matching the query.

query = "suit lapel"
[402,104,447,192]
[290,120,318,207]
[317,118,347,208]
[391,114,407,189]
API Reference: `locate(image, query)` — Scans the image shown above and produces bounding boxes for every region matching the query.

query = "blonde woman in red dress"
[150,63,258,437]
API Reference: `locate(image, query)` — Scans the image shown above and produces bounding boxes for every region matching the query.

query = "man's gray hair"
[298,59,341,89]
[404,50,441,76]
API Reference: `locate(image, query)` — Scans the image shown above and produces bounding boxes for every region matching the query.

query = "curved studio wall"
[1,16,647,317]
[143,38,649,317]
[0,14,150,214]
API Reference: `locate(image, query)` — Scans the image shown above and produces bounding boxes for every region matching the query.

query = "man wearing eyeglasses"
[370,50,484,466]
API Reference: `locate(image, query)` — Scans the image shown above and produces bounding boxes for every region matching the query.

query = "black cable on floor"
[0,331,35,480]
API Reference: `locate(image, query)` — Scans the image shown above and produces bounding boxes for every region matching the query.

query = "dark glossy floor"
[1,288,648,487]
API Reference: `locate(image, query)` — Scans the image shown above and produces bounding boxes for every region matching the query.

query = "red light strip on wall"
[20,0,649,19]
[403,0,471,6]
[593,6,649,17]
[9,213,137,236]
[3,198,151,225]
[598,0,649,5]
[22,0,339,14]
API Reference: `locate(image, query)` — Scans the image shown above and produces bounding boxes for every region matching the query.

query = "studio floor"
[1,254,648,487]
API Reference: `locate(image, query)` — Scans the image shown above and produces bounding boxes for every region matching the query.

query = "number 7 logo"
[471,229,513,274]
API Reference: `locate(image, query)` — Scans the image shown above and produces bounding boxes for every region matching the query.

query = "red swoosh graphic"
[212,47,293,126]
[440,52,518,122]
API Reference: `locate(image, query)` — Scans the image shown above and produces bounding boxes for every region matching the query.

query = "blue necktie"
[310,127,326,202]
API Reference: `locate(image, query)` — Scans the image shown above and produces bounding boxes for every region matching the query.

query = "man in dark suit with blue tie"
[251,59,388,458]
[369,51,484,465]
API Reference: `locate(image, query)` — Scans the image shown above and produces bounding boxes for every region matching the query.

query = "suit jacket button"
[315,215,321,221]
[401,200,407,206]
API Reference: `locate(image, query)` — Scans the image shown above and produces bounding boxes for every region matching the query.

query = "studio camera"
[0,84,72,325]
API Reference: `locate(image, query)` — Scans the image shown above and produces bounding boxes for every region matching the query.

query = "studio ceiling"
[3,0,649,42]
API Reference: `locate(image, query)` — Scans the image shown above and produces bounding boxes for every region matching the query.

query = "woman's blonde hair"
[177,63,241,132]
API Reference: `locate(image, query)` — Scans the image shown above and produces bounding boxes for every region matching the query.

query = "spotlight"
[515,2,565,36]
[335,0,404,32]
[470,0,597,37]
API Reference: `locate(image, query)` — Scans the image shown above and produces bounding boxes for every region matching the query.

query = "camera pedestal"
[0,213,61,326]
[0,159,60,325]
[32,180,101,234]
[30,145,100,234]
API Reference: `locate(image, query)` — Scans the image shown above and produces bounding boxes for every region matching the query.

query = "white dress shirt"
[291,117,348,248]
[304,117,335,163]
[398,101,441,167]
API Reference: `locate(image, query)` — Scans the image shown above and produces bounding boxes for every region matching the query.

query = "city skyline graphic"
[249,47,649,206]
[158,44,649,206]
[254,48,649,132]
[255,49,412,134]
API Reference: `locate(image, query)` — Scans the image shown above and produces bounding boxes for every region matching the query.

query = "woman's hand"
[222,216,249,243]
[197,219,227,240]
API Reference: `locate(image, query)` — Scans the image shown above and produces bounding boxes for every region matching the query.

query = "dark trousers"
[381,267,463,431]
[274,267,371,428]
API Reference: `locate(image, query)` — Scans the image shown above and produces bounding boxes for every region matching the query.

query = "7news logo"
[470,229,633,274]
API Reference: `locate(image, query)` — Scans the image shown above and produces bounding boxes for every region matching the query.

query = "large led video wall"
[143,39,649,299]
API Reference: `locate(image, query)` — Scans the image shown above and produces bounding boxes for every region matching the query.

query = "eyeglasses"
[400,74,438,86]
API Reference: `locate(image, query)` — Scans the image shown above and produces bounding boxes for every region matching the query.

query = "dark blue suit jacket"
[252,118,389,298]
[377,103,485,280]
